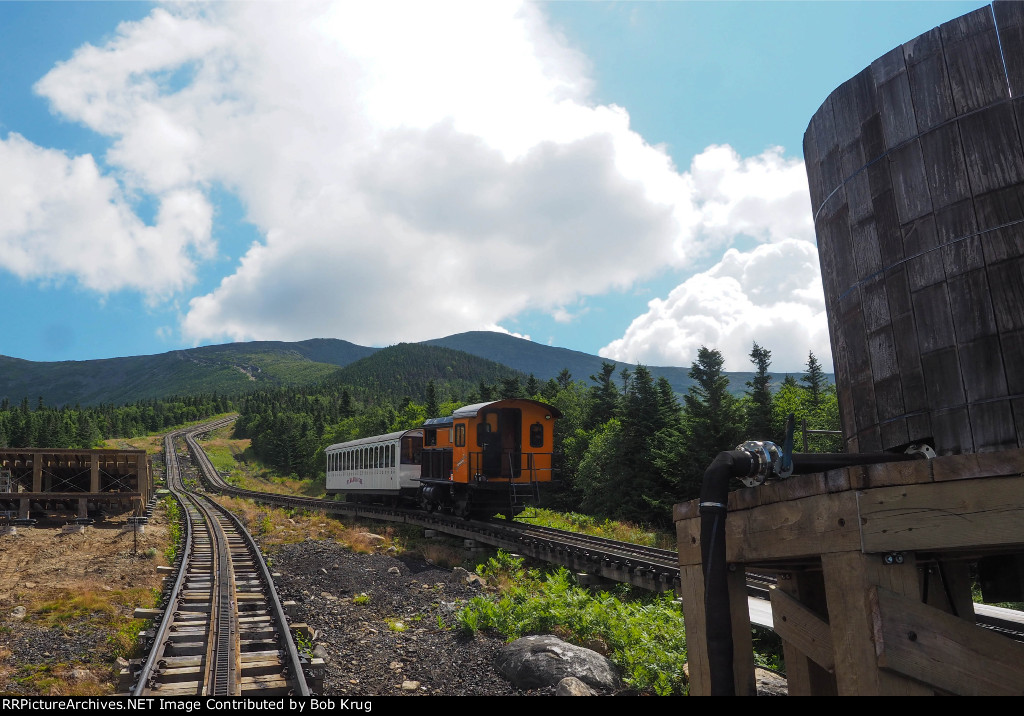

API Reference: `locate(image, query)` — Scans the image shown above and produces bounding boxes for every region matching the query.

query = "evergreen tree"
[425,380,440,418]
[498,376,524,400]
[587,362,619,429]
[525,374,541,397]
[679,346,745,499]
[556,369,573,390]
[478,381,494,402]
[802,351,826,411]
[746,342,774,439]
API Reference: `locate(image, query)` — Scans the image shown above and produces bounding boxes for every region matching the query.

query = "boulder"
[495,635,619,690]
[556,677,596,696]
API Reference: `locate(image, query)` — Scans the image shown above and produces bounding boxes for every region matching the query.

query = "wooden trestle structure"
[674,449,1024,696]
[0,448,151,520]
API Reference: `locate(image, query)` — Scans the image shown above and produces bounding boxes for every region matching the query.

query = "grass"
[517,508,676,550]
[200,430,325,498]
[210,495,409,554]
[33,590,119,627]
[164,494,182,563]
[18,582,162,695]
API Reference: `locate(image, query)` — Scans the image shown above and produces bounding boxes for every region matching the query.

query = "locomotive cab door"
[478,408,521,478]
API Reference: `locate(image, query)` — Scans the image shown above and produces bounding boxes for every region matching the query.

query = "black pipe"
[786,451,919,474]
[697,447,923,696]
[699,450,751,696]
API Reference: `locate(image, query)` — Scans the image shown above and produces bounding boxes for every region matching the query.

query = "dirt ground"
[0,508,171,695]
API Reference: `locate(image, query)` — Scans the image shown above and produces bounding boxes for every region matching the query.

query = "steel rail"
[130,430,196,696]
[130,421,310,696]
[182,425,311,696]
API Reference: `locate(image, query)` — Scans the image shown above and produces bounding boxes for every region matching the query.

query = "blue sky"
[0,1,988,371]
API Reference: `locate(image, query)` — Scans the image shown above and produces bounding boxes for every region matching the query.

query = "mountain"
[0,331,829,407]
[0,339,375,407]
[333,343,522,401]
[426,331,817,396]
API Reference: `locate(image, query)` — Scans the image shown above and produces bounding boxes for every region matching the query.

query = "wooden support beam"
[677,564,710,696]
[871,585,1024,695]
[773,572,837,696]
[822,551,933,695]
[769,586,835,673]
[858,476,1024,552]
[921,559,976,622]
[676,491,863,565]
[727,566,756,695]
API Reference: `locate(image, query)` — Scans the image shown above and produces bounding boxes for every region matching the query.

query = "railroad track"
[126,424,310,696]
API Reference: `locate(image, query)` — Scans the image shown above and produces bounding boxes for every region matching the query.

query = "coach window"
[530,422,544,448]
[455,423,466,447]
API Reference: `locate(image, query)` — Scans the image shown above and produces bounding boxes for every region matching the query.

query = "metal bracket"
[904,443,937,459]
[735,439,792,487]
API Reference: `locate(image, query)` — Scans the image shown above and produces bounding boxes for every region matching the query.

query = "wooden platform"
[674,448,1024,696]
[0,448,151,518]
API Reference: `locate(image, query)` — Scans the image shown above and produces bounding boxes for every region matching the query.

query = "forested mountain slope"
[0,339,373,407]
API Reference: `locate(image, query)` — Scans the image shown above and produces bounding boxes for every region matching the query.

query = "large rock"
[495,635,619,690]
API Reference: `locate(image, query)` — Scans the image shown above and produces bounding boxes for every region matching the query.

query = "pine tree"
[680,346,745,499]
[556,369,573,390]
[802,351,826,411]
[746,342,774,439]
[587,362,619,429]
[525,374,540,397]
[425,380,440,418]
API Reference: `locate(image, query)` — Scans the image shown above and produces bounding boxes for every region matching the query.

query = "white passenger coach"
[325,429,424,500]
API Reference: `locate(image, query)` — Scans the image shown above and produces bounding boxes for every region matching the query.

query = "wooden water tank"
[805,2,1024,455]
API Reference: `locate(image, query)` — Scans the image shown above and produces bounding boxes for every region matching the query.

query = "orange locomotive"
[419,398,561,518]
[325,398,561,518]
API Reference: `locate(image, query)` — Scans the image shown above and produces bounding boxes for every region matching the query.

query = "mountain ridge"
[0,331,830,407]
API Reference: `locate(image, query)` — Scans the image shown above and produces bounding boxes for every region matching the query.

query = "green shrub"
[455,552,688,694]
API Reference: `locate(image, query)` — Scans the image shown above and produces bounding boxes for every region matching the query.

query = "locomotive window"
[455,423,466,447]
[425,429,436,447]
[530,422,544,448]
[476,421,491,447]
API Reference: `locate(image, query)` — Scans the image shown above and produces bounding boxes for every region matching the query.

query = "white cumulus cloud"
[0,132,211,298]
[18,0,827,370]
[600,240,832,373]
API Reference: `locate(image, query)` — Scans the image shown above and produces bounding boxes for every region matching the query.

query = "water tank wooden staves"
[804,2,1024,455]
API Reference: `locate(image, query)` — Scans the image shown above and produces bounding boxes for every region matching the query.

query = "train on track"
[325,398,561,518]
